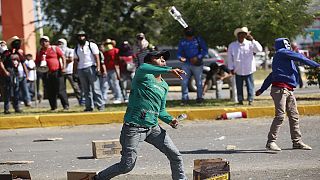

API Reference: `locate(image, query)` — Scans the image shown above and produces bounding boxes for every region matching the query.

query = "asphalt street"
[1,115,320,180]
[1,84,319,110]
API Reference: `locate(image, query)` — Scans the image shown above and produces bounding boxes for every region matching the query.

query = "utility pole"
[36,0,43,37]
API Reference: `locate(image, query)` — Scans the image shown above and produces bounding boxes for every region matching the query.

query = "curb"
[1,105,320,130]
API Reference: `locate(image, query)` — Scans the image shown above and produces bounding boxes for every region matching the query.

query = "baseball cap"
[40,36,50,41]
[144,50,170,63]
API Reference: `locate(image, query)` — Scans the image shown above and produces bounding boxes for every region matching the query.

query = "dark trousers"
[44,70,69,110]
[64,74,82,101]
[1,74,20,112]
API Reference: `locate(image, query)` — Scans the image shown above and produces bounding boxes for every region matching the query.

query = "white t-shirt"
[74,41,99,69]
[63,47,75,74]
[25,59,36,81]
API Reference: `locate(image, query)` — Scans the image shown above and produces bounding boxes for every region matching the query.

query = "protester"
[94,50,187,180]
[119,41,135,102]
[97,42,108,105]
[57,38,83,105]
[36,36,69,111]
[0,40,8,103]
[25,54,36,101]
[177,27,208,105]
[203,62,232,99]
[227,27,263,105]
[135,32,150,67]
[1,36,28,114]
[103,39,122,104]
[73,31,105,111]
[17,59,31,106]
[256,38,320,151]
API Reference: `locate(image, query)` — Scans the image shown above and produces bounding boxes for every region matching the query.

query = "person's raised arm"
[138,63,186,79]
[284,51,320,68]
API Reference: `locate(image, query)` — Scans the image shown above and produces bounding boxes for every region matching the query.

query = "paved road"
[1,115,319,179]
[1,84,319,110]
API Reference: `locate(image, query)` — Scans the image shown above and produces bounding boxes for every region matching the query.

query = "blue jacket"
[177,36,208,64]
[259,38,320,93]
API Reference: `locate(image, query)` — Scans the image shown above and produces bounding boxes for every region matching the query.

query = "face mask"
[77,39,86,45]
[0,45,8,53]
[283,39,291,50]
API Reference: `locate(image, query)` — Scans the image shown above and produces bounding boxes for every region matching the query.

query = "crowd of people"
[0,26,319,115]
[0,31,156,114]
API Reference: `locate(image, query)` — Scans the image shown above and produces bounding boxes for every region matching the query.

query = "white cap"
[40,36,50,41]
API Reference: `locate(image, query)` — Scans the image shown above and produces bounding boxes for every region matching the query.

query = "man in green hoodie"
[95,50,187,180]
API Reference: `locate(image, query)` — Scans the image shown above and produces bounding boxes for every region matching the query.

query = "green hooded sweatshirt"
[124,63,173,127]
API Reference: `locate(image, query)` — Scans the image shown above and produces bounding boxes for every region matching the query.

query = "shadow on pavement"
[180,149,277,154]
[77,156,95,159]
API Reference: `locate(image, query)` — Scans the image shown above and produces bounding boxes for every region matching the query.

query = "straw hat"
[233,27,251,37]
[6,36,21,46]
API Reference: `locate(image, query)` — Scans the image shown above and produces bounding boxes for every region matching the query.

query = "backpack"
[74,41,94,59]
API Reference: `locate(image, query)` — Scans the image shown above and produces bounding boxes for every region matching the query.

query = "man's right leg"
[235,75,244,104]
[78,68,93,111]
[181,64,191,103]
[97,125,143,179]
[266,86,287,151]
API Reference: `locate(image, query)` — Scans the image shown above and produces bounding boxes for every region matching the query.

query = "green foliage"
[41,0,315,48]
[306,56,320,87]
[41,0,172,46]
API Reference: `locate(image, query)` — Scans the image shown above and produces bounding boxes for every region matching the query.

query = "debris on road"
[214,136,226,141]
[33,137,63,142]
[193,158,230,180]
[0,161,34,165]
[226,145,237,150]
[217,111,247,120]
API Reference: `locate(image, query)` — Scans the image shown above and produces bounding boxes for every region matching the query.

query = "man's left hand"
[170,68,186,80]
[169,119,179,128]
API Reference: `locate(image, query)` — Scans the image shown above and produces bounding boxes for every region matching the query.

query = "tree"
[41,0,172,47]
[41,0,315,48]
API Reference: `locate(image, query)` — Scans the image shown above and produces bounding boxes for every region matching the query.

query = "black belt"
[124,122,152,129]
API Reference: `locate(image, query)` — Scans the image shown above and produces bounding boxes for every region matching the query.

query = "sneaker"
[97,106,105,112]
[4,110,11,114]
[25,102,32,107]
[266,142,281,151]
[180,100,188,106]
[124,99,129,103]
[293,142,312,150]
[63,106,69,111]
[113,99,122,104]
[196,98,204,104]
[15,109,23,113]
[84,108,93,112]
[248,101,253,105]
[238,101,244,105]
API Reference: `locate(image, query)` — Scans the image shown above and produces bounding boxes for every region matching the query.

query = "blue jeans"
[97,124,187,180]
[120,73,133,100]
[181,64,203,101]
[18,77,31,104]
[235,73,254,102]
[105,70,122,100]
[78,66,105,110]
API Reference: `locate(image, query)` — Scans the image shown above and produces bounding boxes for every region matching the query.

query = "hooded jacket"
[259,38,320,93]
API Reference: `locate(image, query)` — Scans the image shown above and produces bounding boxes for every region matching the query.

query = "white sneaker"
[113,99,122,104]
[293,142,312,150]
[266,142,281,151]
